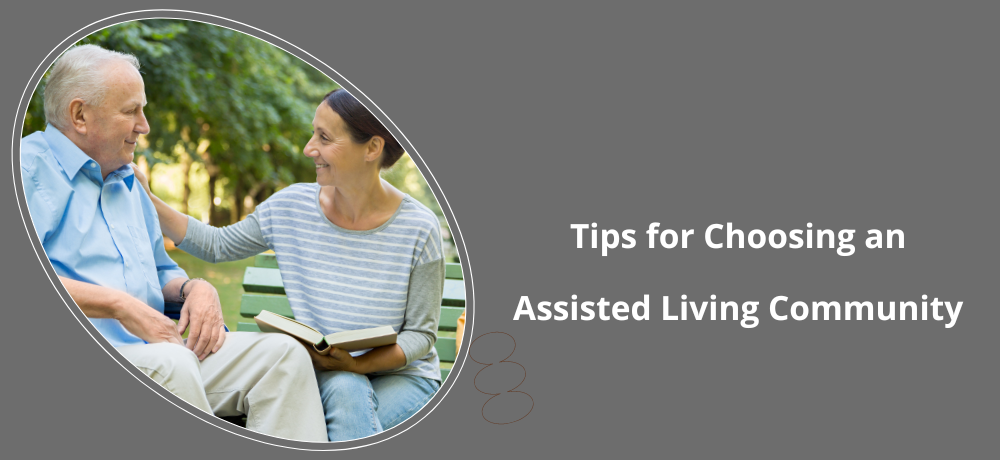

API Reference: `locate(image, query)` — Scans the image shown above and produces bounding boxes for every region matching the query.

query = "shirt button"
[110,224,115,229]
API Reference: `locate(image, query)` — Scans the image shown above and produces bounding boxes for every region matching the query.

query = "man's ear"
[69,98,87,135]
[365,136,385,163]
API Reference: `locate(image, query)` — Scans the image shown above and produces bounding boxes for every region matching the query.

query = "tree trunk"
[207,173,217,226]
[231,175,243,223]
[180,154,192,215]
[200,149,220,226]
[252,184,271,211]
[244,181,265,216]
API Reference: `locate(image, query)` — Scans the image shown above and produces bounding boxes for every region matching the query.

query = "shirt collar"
[42,124,95,181]
[106,166,136,190]
[41,124,134,190]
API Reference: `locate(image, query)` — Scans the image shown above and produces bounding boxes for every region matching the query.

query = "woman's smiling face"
[304,102,372,186]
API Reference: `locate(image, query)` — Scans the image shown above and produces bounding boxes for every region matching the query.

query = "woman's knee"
[317,371,376,407]
[372,375,440,429]
[316,371,381,440]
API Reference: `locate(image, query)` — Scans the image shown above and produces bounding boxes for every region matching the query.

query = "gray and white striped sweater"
[177,183,444,381]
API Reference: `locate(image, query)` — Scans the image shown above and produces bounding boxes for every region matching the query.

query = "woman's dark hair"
[323,89,405,169]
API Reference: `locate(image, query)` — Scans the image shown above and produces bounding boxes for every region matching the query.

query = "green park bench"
[233,253,465,382]
[165,254,464,429]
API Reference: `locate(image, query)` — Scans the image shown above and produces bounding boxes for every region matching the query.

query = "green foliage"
[25,19,333,189]
[22,19,457,262]
[382,153,443,217]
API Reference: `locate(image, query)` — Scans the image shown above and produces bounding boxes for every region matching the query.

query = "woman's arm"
[307,343,407,374]
[131,164,269,262]
[308,258,445,374]
[131,164,189,244]
[392,258,444,364]
[178,215,269,263]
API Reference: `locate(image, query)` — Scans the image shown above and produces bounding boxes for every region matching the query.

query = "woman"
[136,89,444,442]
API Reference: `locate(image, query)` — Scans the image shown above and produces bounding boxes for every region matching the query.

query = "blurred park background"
[22,20,457,330]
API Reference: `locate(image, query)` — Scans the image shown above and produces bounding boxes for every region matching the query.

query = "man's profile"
[20,45,327,442]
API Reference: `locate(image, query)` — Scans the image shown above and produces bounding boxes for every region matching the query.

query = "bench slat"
[242,267,284,294]
[435,337,457,362]
[254,253,280,268]
[240,294,294,318]
[442,279,465,307]
[255,253,463,281]
[439,306,463,331]
[244,266,465,308]
[445,263,463,280]
[164,301,182,320]
[238,322,261,332]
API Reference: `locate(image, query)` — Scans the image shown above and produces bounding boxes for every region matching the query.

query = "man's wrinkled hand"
[178,280,227,360]
[118,298,184,346]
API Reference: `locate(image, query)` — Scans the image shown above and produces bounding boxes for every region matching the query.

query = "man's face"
[80,61,149,179]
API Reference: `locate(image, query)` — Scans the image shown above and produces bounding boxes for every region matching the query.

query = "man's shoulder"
[20,130,53,173]
[19,131,75,239]
[19,131,71,193]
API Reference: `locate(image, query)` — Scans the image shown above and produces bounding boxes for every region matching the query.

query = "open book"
[254,310,397,353]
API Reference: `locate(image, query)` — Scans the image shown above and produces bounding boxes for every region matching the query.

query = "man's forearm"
[62,275,191,314]
[160,276,213,304]
[161,276,188,303]
[60,276,185,345]
[60,276,135,320]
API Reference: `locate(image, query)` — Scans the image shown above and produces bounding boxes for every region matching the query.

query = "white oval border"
[9,9,474,451]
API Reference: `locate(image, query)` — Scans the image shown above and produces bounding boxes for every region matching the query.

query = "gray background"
[2,1,997,458]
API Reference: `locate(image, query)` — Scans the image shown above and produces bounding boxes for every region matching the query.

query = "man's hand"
[117,297,185,346]
[60,276,184,346]
[178,280,227,360]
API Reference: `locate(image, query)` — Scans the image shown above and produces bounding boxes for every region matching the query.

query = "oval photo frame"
[10,9,473,451]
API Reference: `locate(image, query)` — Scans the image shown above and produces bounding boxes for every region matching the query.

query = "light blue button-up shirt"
[21,124,187,347]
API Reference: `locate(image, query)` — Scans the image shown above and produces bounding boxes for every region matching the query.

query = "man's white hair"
[43,44,141,130]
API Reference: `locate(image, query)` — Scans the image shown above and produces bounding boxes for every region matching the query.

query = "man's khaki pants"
[118,331,327,442]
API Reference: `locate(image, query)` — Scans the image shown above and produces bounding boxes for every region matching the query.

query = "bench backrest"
[235,254,464,381]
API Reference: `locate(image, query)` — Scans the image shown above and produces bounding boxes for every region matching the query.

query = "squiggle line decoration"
[470,332,534,424]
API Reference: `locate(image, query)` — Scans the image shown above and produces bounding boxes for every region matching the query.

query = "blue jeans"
[316,370,440,442]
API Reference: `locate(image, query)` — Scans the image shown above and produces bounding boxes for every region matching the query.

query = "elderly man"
[20,45,327,442]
